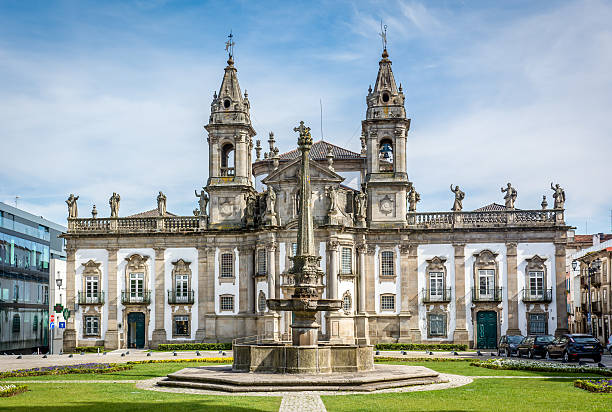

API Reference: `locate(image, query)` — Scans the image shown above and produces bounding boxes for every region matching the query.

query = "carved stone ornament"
[426,256,447,272]
[474,249,498,267]
[399,244,414,255]
[125,254,149,271]
[219,198,234,217]
[525,255,547,271]
[172,258,192,274]
[341,291,352,315]
[82,259,102,275]
[379,195,394,216]
[356,243,367,254]
[327,240,339,251]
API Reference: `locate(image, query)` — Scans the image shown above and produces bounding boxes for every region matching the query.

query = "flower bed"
[574,379,612,393]
[471,359,612,376]
[0,384,28,397]
[0,363,132,379]
[375,356,469,363]
[128,358,232,365]
[157,343,232,351]
[375,343,468,351]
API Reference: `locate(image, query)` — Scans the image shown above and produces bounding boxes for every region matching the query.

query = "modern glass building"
[0,202,66,353]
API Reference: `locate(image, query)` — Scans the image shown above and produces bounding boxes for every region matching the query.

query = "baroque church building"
[62,46,569,351]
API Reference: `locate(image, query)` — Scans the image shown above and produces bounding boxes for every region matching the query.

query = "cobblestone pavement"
[279,394,327,412]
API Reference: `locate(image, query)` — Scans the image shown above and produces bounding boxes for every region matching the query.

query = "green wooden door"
[477,311,497,349]
[127,312,145,348]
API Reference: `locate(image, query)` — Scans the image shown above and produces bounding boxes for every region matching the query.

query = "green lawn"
[321,379,612,412]
[377,360,611,377]
[0,362,231,381]
[0,382,280,412]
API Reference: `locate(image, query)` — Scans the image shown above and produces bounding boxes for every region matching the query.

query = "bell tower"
[204,35,256,228]
[362,45,411,227]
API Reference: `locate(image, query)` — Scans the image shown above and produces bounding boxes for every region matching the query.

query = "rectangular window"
[220,295,234,312]
[529,271,544,297]
[85,276,99,303]
[478,269,495,298]
[174,315,189,336]
[129,273,144,301]
[175,274,189,302]
[381,251,394,277]
[429,272,444,299]
[529,313,546,335]
[428,314,447,337]
[257,249,267,275]
[84,316,99,336]
[380,294,395,311]
[341,248,352,274]
[220,253,234,278]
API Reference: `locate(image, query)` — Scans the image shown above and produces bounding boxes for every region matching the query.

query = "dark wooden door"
[127,312,145,348]
[477,311,497,349]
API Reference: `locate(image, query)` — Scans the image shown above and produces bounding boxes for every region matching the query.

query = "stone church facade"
[62,48,569,351]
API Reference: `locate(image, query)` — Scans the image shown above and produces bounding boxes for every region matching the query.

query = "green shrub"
[157,343,232,351]
[0,384,28,397]
[470,359,612,376]
[128,358,232,364]
[74,346,105,353]
[375,343,468,351]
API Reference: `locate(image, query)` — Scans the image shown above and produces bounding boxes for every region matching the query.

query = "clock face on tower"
[379,195,394,216]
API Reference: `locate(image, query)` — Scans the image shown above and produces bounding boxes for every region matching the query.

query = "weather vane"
[225,30,235,59]
[379,21,387,51]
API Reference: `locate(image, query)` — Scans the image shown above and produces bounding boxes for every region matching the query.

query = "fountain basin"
[233,343,373,374]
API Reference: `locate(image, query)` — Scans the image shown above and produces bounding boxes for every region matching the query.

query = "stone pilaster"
[365,245,376,313]
[104,247,120,349]
[151,247,166,348]
[63,246,77,352]
[238,246,253,313]
[327,240,339,300]
[195,246,208,341]
[398,243,417,342]
[506,242,521,335]
[355,242,370,345]
[453,243,469,344]
[204,246,216,341]
[555,242,569,336]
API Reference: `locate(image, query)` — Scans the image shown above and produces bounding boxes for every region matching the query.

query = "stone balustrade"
[68,215,202,234]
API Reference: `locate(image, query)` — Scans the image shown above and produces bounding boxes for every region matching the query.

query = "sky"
[0,0,611,234]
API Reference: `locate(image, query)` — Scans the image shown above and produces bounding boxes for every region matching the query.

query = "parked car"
[517,335,555,358]
[545,334,604,363]
[497,335,525,357]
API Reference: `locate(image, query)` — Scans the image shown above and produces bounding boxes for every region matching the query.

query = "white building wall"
[417,244,455,341]
[517,242,556,335]
[374,245,401,315]
[464,243,507,341]
[214,247,240,315]
[163,248,198,340]
[75,249,108,341]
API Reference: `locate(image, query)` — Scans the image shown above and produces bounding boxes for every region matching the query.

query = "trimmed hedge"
[128,358,232,365]
[470,359,612,376]
[0,384,27,397]
[375,343,468,351]
[74,346,105,353]
[0,363,132,379]
[157,343,232,351]
[574,379,612,393]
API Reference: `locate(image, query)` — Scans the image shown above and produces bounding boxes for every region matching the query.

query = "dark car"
[517,335,555,358]
[497,335,524,356]
[545,334,604,363]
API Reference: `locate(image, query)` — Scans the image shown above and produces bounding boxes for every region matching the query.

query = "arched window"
[342,291,352,314]
[221,143,235,176]
[378,138,393,171]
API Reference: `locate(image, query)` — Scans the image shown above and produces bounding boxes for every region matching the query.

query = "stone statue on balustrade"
[264,185,278,226]
[157,191,167,216]
[109,192,121,218]
[501,183,517,209]
[550,183,565,209]
[195,189,209,217]
[325,185,339,213]
[450,184,465,212]
[406,185,420,212]
[66,194,79,219]
[354,191,367,228]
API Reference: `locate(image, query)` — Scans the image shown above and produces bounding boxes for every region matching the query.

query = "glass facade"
[0,232,49,272]
[0,211,50,241]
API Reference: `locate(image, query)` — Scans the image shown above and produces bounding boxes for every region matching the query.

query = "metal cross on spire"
[379,21,387,51]
[225,31,235,59]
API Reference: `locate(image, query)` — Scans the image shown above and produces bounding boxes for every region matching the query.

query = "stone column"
[506,242,521,335]
[195,246,208,341]
[104,247,120,349]
[327,240,339,300]
[355,242,370,345]
[63,246,77,352]
[453,243,469,344]
[365,245,377,313]
[151,247,166,348]
[399,243,417,342]
[555,241,569,336]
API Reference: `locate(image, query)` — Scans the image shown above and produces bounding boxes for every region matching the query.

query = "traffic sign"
[50,322,55,329]
[59,322,65,329]
[50,314,55,321]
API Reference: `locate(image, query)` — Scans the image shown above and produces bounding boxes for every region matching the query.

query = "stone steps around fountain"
[157,364,446,393]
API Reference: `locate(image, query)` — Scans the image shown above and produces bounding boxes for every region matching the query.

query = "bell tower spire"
[204,33,256,229]
[362,30,411,228]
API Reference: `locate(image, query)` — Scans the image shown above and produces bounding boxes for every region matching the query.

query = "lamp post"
[574,259,601,336]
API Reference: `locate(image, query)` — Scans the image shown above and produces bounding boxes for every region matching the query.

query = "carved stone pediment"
[525,255,547,271]
[473,249,498,267]
[172,258,191,275]
[82,259,102,275]
[125,254,149,272]
[426,256,447,272]
[262,157,344,185]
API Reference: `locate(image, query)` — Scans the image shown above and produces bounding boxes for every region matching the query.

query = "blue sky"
[1,0,611,234]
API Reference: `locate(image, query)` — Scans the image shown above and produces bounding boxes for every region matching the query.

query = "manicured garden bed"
[157,343,232,351]
[0,363,132,379]
[375,343,467,351]
[0,384,27,397]
[574,379,612,393]
[470,358,612,376]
